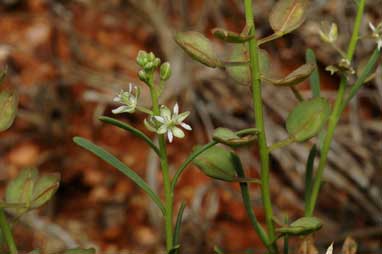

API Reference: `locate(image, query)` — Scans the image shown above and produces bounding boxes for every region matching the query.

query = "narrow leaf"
[60,248,96,254]
[73,137,165,214]
[99,116,160,156]
[304,145,317,214]
[269,0,308,35]
[173,201,186,253]
[305,49,321,97]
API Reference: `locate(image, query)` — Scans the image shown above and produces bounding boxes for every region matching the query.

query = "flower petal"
[154,116,165,123]
[172,126,185,138]
[167,129,174,143]
[160,106,172,120]
[112,105,129,114]
[173,103,179,115]
[157,125,168,134]
[369,22,376,32]
[325,243,333,254]
[180,122,192,130]
[175,111,190,123]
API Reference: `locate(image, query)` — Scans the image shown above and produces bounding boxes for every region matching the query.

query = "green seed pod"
[286,97,331,142]
[0,91,18,132]
[211,27,254,43]
[31,173,60,209]
[138,70,148,82]
[175,31,223,68]
[193,146,240,181]
[136,50,148,67]
[160,62,172,81]
[263,63,315,87]
[212,128,258,147]
[277,217,322,236]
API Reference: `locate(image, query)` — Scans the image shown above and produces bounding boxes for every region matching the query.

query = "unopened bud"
[160,62,171,81]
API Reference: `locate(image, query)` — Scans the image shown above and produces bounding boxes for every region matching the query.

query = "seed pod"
[213,128,258,147]
[269,0,308,35]
[193,146,239,181]
[0,91,18,132]
[175,31,223,68]
[286,97,331,142]
[211,28,254,43]
[31,173,60,209]
[263,63,315,87]
[277,217,322,236]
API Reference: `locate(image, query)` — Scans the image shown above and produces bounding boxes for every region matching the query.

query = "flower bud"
[136,50,148,67]
[144,62,155,72]
[160,62,172,81]
[138,70,148,82]
[319,22,338,43]
[153,57,161,68]
[148,52,155,61]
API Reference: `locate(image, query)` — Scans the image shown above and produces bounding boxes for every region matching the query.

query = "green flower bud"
[144,62,155,72]
[136,50,148,67]
[277,217,322,236]
[148,52,155,61]
[138,70,148,82]
[153,57,161,68]
[160,62,172,81]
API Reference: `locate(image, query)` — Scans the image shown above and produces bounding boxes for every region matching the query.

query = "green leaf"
[173,201,186,254]
[276,217,322,236]
[269,0,308,35]
[73,137,165,215]
[175,31,223,68]
[263,64,315,87]
[304,145,317,213]
[286,97,330,142]
[0,91,18,132]
[212,127,258,147]
[226,44,270,85]
[193,146,239,182]
[59,248,96,254]
[99,116,160,156]
[211,28,254,43]
[305,49,320,98]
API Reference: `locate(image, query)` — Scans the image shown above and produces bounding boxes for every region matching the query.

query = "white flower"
[112,83,140,114]
[153,103,192,143]
[369,22,382,50]
[325,243,333,254]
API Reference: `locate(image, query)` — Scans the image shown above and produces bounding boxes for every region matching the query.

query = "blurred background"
[0,0,381,253]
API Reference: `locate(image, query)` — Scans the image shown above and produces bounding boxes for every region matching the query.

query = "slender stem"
[258,32,283,46]
[0,209,17,254]
[148,79,173,251]
[306,0,367,216]
[235,159,271,248]
[244,0,277,253]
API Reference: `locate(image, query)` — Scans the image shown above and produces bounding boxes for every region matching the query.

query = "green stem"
[268,136,295,152]
[0,209,17,254]
[148,79,173,252]
[235,159,271,248]
[306,0,367,216]
[244,0,277,253]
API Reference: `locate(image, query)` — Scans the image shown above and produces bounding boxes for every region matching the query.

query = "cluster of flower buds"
[136,50,172,83]
[369,22,382,50]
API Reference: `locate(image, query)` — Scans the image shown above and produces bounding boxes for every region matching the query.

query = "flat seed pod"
[211,28,254,43]
[175,31,222,68]
[277,217,322,235]
[264,63,315,87]
[269,0,308,35]
[286,97,331,142]
[31,173,60,209]
[213,127,258,147]
[0,91,18,132]
[226,45,270,85]
[193,146,239,182]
